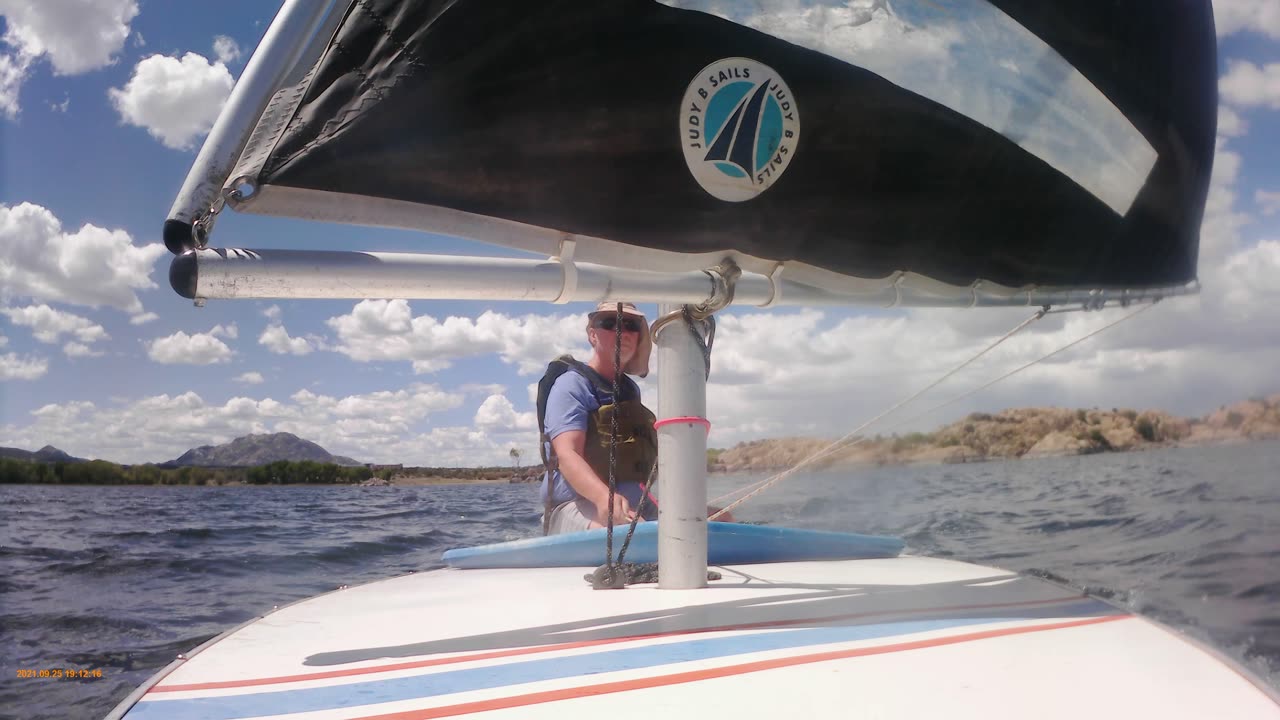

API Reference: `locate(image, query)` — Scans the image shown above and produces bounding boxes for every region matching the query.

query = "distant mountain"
[0,445,87,463]
[163,433,363,467]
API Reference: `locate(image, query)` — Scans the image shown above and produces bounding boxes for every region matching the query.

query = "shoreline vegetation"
[0,459,543,487]
[3,397,1276,486]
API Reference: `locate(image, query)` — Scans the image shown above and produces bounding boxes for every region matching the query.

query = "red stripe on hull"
[355,616,1130,720]
[151,594,1100,693]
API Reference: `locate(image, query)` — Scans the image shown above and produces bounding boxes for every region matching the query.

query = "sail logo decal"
[681,58,799,202]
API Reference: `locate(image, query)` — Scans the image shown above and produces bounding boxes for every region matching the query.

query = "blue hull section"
[442,523,904,569]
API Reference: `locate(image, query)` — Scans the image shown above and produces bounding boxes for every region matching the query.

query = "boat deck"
[113,556,1280,719]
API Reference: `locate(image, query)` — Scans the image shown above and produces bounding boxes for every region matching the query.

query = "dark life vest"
[536,355,658,527]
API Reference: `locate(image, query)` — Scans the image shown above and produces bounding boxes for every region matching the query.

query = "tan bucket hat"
[587,301,652,378]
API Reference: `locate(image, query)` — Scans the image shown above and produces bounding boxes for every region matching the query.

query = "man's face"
[588,314,642,366]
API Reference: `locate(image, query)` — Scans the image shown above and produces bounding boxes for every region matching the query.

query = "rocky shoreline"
[709,395,1280,474]
[341,397,1280,485]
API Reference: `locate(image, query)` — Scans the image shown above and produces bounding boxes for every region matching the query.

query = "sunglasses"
[593,316,642,333]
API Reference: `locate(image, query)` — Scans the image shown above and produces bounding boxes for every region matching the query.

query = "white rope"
[709,301,1155,517]
[709,307,1046,518]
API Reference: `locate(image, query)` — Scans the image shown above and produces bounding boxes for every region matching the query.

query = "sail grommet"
[225,175,258,205]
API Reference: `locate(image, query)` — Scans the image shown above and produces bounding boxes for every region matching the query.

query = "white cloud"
[62,341,103,358]
[130,312,159,325]
[1217,105,1247,138]
[1,304,108,345]
[262,305,281,321]
[0,52,29,118]
[146,324,236,364]
[0,383,504,465]
[0,202,166,312]
[474,394,537,432]
[212,35,241,64]
[259,324,313,355]
[326,300,588,375]
[0,332,6,347]
[1201,143,1247,263]
[1214,0,1280,39]
[1257,189,1280,216]
[1219,60,1280,110]
[1220,239,1280,310]
[49,95,69,113]
[460,383,508,396]
[0,0,137,117]
[234,371,264,385]
[0,352,48,380]
[0,0,137,74]
[108,52,234,150]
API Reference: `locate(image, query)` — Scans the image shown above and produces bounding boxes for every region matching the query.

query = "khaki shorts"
[544,497,598,535]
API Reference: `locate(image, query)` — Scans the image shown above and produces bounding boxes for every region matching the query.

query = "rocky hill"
[0,445,86,464]
[711,395,1280,473]
[163,432,362,467]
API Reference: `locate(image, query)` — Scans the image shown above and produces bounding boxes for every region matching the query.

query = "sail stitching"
[271,1,432,174]
[352,0,430,72]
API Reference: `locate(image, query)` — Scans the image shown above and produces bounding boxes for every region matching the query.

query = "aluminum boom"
[171,248,1196,310]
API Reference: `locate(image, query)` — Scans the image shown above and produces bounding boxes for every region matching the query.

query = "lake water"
[2,441,1278,719]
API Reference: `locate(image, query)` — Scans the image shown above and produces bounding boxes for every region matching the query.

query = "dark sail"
[223,0,1216,290]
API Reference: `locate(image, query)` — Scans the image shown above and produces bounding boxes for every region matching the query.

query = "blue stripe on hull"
[127,599,1110,720]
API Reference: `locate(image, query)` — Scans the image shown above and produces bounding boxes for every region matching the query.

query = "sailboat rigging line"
[652,307,716,379]
[896,300,1158,424]
[603,303,623,588]
[708,306,1049,519]
[614,461,658,568]
[709,300,1157,512]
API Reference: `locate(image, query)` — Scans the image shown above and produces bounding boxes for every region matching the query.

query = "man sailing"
[537,302,732,535]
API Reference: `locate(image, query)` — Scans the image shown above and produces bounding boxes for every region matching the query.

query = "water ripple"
[2,442,1277,720]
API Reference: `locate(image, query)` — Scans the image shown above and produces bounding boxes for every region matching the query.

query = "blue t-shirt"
[540,368,650,513]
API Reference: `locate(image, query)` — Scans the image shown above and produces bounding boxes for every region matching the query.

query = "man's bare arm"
[551,430,634,522]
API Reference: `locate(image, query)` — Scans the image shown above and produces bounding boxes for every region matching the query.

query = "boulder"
[1023,431,1090,458]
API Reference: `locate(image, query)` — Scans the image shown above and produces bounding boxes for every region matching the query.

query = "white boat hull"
[111,555,1279,719]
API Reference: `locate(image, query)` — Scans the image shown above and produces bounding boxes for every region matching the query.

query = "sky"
[1,0,1278,467]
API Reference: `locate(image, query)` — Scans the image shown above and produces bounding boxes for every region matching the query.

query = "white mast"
[655,303,711,588]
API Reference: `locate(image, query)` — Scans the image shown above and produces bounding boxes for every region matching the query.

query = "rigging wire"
[709,301,1156,514]
[894,300,1157,425]
[705,302,1166,519]
[708,306,1047,518]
